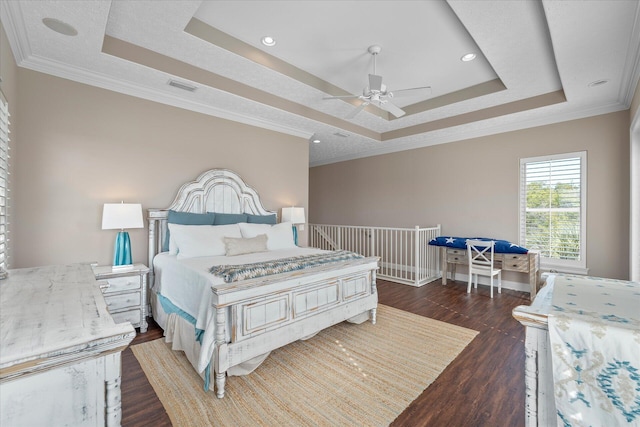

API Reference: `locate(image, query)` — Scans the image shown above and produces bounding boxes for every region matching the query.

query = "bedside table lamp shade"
[102,203,143,267]
[282,207,305,246]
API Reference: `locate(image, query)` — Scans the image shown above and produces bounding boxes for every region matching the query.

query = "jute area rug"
[132,304,478,427]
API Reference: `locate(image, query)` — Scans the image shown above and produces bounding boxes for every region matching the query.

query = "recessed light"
[310,134,321,144]
[261,36,276,47]
[42,18,78,36]
[588,79,609,87]
[461,53,476,62]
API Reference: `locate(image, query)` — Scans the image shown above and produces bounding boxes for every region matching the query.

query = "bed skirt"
[149,289,270,382]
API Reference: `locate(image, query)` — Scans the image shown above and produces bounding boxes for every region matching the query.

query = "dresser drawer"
[111,308,142,326]
[104,292,141,311]
[100,275,142,294]
[446,248,467,263]
[502,254,529,272]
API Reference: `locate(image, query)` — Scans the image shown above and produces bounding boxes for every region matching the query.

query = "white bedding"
[152,247,328,372]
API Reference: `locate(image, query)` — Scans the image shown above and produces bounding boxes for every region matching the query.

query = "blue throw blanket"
[210,250,364,283]
[429,236,528,254]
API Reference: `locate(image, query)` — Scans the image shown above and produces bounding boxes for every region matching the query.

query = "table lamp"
[102,202,143,269]
[282,207,305,246]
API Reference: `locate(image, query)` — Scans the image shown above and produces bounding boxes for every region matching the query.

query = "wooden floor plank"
[121,279,530,426]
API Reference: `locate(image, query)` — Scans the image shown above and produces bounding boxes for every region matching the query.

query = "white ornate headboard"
[147,168,277,270]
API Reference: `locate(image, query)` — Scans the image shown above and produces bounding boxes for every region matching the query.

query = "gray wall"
[310,111,630,280]
[2,21,308,268]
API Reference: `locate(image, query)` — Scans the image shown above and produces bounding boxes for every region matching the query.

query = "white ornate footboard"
[147,169,379,398]
[210,257,378,397]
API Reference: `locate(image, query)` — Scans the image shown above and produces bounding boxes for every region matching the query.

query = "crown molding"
[309,101,628,167]
[0,0,31,65]
[620,2,640,107]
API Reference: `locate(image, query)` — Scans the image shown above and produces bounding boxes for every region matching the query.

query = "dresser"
[513,274,640,426]
[0,263,135,427]
[439,247,541,299]
[93,263,150,333]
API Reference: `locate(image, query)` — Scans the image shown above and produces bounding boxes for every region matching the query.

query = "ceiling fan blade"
[368,74,383,92]
[391,86,432,97]
[323,95,361,100]
[379,101,406,118]
[345,101,370,119]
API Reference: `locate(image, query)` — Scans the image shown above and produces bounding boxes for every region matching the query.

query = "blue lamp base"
[113,231,133,267]
[292,225,299,246]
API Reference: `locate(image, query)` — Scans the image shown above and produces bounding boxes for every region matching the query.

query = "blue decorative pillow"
[163,210,216,252]
[212,212,249,225]
[428,236,528,254]
[246,213,277,225]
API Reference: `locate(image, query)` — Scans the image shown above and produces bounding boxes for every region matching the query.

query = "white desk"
[438,246,541,299]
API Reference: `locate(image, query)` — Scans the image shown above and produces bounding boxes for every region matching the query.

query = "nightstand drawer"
[100,275,142,294]
[104,292,141,311]
[502,254,529,272]
[111,308,142,325]
[92,263,149,333]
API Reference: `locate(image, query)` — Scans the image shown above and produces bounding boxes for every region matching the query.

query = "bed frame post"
[370,270,377,324]
[147,217,156,287]
[214,306,227,398]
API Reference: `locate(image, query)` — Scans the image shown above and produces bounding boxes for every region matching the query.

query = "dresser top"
[0,263,135,378]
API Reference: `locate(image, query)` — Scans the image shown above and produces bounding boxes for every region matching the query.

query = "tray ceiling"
[1,1,639,166]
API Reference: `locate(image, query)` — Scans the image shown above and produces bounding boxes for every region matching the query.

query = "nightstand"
[92,263,150,333]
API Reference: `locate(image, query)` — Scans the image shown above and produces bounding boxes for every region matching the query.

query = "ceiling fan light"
[461,53,476,62]
[261,36,276,47]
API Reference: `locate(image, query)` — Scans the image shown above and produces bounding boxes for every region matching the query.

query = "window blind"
[520,152,586,270]
[0,93,10,269]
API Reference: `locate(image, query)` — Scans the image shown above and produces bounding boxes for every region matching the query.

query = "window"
[519,152,587,274]
[0,92,9,269]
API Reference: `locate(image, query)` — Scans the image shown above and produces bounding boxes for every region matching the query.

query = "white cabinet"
[93,263,150,333]
[0,263,135,427]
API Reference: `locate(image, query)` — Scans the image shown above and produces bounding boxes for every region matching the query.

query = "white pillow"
[223,234,268,256]
[168,223,241,259]
[239,222,272,239]
[239,221,296,250]
[265,222,297,250]
[169,233,179,255]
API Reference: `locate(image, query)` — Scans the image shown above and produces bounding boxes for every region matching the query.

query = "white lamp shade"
[281,207,305,224]
[102,203,144,230]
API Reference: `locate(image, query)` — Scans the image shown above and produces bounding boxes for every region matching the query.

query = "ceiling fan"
[323,45,432,119]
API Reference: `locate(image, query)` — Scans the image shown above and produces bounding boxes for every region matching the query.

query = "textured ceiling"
[1,1,639,166]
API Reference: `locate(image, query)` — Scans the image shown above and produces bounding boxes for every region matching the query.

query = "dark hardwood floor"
[121,279,531,426]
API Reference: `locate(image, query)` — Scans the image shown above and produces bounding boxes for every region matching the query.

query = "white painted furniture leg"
[214,306,227,398]
[370,272,377,324]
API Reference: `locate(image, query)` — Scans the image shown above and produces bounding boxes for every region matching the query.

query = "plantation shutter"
[519,152,586,271]
[0,92,10,269]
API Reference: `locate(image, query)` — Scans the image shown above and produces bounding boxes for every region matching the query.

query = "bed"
[147,169,379,398]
